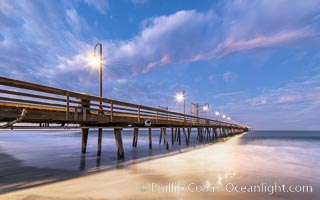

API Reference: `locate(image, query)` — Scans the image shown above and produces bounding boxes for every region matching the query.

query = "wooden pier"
[0,76,248,159]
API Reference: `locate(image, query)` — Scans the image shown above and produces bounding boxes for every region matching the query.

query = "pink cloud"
[192,27,314,61]
[103,9,316,76]
[246,73,320,106]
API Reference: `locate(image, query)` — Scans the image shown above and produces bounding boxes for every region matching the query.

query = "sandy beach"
[1,132,319,200]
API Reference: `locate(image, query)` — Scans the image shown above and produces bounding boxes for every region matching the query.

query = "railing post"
[66,92,69,121]
[156,111,158,123]
[138,106,141,123]
[110,101,113,122]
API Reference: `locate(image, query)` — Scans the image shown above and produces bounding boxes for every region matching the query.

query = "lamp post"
[215,107,221,121]
[215,111,220,120]
[175,91,186,122]
[93,43,103,156]
[203,104,209,119]
[222,114,227,121]
[175,90,185,115]
[215,108,221,126]
[94,43,103,111]
[183,90,185,115]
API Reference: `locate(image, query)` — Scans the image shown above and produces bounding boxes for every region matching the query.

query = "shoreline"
[0,132,232,195]
[1,132,319,200]
[0,135,243,199]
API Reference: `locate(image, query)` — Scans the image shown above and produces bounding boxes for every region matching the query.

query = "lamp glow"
[175,92,184,102]
[89,55,100,68]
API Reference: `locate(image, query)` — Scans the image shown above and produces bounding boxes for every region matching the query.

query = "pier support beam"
[97,128,102,156]
[206,127,211,141]
[171,128,174,145]
[148,128,152,149]
[163,128,169,150]
[178,128,181,145]
[197,128,200,141]
[159,128,163,144]
[81,128,89,154]
[202,128,205,141]
[114,128,124,159]
[213,128,218,139]
[132,128,139,147]
[198,128,203,142]
[187,128,191,144]
[222,128,226,137]
[182,128,188,146]
[174,128,178,144]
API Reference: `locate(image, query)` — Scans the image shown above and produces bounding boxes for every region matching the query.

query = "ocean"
[0,130,319,199]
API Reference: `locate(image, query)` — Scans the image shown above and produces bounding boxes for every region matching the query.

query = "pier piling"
[159,128,163,144]
[81,128,89,154]
[114,128,124,159]
[187,128,191,144]
[148,128,152,149]
[183,128,188,146]
[97,128,102,156]
[132,127,138,147]
[163,128,169,150]
[178,128,181,145]
[171,128,174,145]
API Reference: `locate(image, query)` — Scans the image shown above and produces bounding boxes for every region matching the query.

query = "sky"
[0,0,320,130]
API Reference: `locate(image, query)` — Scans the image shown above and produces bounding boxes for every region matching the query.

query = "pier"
[0,76,248,159]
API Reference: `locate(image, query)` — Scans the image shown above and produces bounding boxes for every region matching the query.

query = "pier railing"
[0,76,242,128]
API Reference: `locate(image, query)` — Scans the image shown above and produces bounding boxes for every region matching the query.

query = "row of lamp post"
[175,90,233,123]
[90,43,236,125]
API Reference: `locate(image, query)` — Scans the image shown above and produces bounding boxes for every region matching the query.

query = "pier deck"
[0,76,248,158]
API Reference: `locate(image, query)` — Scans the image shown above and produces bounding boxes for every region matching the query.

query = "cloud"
[217,71,320,130]
[192,27,315,60]
[102,9,217,76]
[0,0,14,16]
[223,71,237,82]
[1,0,320,130]
[0,0,98,86]
[1,0,319,84]
[243,74,320,128]
[66,8,90,33]
[213,91,247,100]
[246,74,320,106]
[100,1,319,76]
[84,0,109,15]
[247,97,268,106]
[314,66,320,71]
[223,72,232,82]
[221,0,320,40]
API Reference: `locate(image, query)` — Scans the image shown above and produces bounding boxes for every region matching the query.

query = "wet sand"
[1,133,319,200]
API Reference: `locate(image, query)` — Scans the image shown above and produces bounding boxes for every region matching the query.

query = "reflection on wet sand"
[0,151,77,193]
[1,133,319,200]
[0,130,320,200]
[0,129,221,195]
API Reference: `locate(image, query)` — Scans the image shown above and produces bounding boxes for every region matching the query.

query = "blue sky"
[0,0,320,130]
